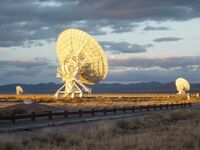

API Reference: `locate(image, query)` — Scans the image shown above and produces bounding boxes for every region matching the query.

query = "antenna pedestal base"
[55,80,91,98]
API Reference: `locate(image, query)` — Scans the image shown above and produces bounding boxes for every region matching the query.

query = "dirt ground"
[0,93,200,112]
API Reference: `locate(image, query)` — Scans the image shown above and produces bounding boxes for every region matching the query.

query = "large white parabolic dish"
[55,29,108,98]
[175,78,190,95]
[16,86,23,95]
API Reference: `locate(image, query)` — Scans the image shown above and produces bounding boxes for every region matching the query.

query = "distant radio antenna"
[16,86,23,95]
[175,78,190,95]
[55,29,108,98]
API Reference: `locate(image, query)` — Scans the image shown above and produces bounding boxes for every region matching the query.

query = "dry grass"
[0,94,200,111]
[0,109,199,150]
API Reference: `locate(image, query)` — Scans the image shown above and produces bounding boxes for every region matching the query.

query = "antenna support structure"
[55,61,91,98]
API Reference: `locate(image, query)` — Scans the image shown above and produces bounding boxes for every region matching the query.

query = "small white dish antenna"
[196,93,199,97]
[187,93,190,100]
[16,86,23,95]
[23,99,33,105]
[55,29,108,98]
[175,78,190,95]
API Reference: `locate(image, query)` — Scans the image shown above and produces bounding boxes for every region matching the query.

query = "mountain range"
[0,82,200,94]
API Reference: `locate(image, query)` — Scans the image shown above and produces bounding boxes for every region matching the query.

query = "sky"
[0,0,200,85]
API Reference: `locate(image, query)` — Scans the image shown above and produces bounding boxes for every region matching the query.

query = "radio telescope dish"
[175,78,190,95]
[16,86,23,95]
[24,99,33,105]
[55,29,108,98]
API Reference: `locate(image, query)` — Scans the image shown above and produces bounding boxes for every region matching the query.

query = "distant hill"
[0,82,200,94]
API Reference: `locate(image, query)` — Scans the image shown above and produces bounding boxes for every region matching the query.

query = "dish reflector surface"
[56,29,108,85]
[175,78,190,94]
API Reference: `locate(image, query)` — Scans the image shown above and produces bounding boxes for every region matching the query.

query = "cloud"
[109,56,200,68]
[101,41,152,53]
[4,69,39,77]
[106,67,200,83]
[0,58,49,69]
[0,58,59,85]
[1,56,200,84]
[143,26,169,31]
[106,56,200,83]
[0,0,200,47]
[109,21,138,33]
[77,0,200,21]
[154,37,183,42]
